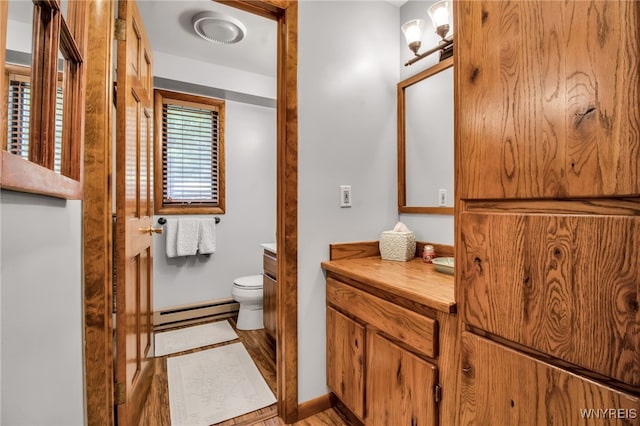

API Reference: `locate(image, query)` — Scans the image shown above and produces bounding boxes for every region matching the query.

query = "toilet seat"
[233,274,263,289]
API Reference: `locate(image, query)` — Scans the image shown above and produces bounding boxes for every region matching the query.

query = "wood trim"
[30,3,61,169]
[297,393,334,421]
[1,151,82,199]
[0,0,7,154]
[397,57,454,215]
[82,0,114,424]
[329,241,380,260]
[399,206,454,215]
[329,240,454,261]
[465,198,640,216]
[153,89,226,215]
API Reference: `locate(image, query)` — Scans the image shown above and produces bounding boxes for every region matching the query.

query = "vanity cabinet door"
[263,250,277,339]
[366,331,438,426]
[263,274,277,339]
[327,306,365,420]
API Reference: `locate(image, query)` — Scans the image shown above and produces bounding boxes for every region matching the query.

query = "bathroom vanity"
[262,243,277,340]
[321,241,457,426]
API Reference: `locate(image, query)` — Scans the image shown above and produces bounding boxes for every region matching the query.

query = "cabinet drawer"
[327,277,437,358]
[459,332,639,425]
[263,251,276,279]
[459,212,640,386]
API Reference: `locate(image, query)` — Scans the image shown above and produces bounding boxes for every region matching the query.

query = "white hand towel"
[198,218,217,255]
[176,218,199,257]
[165,218,179,258]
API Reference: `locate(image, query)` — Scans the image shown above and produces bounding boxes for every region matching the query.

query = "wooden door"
[366,331,438,426]
[114,1,155,425]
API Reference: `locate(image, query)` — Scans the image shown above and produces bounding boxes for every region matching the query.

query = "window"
[154,89,225,214]
[5,65,64,173]
[0,0,87,199]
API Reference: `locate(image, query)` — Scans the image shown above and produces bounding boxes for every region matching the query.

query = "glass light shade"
[428,1,452,38]
[401,19,425,45]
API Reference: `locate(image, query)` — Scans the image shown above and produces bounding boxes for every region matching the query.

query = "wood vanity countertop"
[321,256,455,314]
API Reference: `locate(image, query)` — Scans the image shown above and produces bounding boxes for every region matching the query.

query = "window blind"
[7,80,30,161]
[161,103,219,205]
[6,79,64,173]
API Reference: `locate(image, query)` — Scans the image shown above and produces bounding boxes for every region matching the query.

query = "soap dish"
[432,257,454,275]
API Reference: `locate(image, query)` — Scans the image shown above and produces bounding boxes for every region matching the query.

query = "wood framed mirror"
[398,56,454,214]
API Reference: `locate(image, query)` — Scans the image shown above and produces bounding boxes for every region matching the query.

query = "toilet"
[231,275,264,330]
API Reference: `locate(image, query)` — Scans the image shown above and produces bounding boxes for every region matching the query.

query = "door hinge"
[115,382,126,405]
[434,384,442,403]
[114,18,126,41]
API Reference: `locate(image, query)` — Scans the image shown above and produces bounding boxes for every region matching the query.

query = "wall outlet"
[340,185,352,208]
[438,189,447,206]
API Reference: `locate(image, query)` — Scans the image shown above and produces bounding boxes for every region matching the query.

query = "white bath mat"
[155,321,238,356]
[167,342,276,425]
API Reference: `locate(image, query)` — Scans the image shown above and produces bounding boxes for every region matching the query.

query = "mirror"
[398,57,454,214]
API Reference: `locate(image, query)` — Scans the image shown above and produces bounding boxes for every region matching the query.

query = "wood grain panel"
[326,307,365,420]
[459,212,640,386]
[327,278,437,358]
[366,331,437,426]
[1,151,82,199]
[459,332,639,425]
[457,0,640,199]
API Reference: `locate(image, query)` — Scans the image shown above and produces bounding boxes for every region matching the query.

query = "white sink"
[260,242,276,254]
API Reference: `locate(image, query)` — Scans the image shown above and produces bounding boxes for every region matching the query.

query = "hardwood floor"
[138,317,348,426]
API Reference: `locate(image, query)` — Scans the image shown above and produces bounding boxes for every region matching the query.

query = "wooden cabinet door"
[366,331,438,426]
[459,332,639,425]
[326,306,365,420]
[263,274,277,339]
[456,0,640,200]
[459,212,640,386]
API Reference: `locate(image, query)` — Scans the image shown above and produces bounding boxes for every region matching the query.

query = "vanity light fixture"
[401,0,453,66]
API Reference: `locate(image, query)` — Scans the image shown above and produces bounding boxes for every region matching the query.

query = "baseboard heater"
[153,298,239,331]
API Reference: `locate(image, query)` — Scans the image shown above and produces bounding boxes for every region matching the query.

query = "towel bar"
[157,217,220,225]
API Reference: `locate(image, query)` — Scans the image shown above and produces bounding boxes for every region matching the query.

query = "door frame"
[82,0,299,424]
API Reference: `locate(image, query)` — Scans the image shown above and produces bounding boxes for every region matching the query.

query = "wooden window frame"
[153,89,226,215]
[0,0,87,200]
[4,64,65,171]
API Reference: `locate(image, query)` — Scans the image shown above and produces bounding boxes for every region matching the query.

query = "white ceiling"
[8,0,407,79]
[137,0,277,77]
[137,0,407,79]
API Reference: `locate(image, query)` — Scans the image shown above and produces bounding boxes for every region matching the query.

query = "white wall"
[398,0,454,245]
[154,51,276,100]
[0,191,85,425]
[298,1,399,402]
[153,100,276,309]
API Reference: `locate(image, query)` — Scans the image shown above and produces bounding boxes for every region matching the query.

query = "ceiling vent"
[192,11,246,44]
